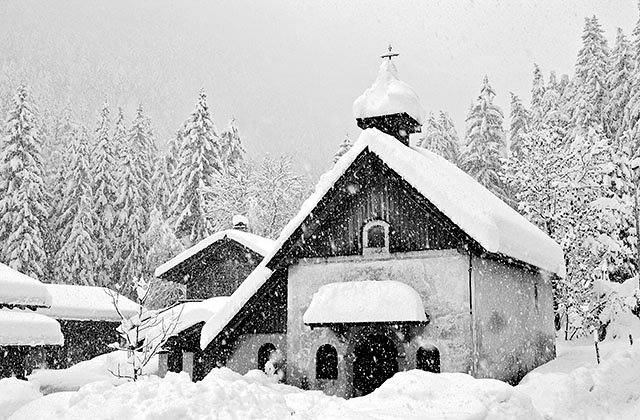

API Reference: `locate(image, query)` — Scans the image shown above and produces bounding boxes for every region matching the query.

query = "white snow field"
[27,351,158,395]
[2,338,639,420]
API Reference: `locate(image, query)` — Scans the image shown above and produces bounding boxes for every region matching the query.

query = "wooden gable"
[160,238,264,300]
[272,149,469,264]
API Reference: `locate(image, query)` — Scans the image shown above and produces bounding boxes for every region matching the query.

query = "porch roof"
[303,281,427,326]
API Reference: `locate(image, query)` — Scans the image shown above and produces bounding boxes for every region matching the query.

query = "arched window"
[367,225,385,248]
[417,345,440,373]
[316,344,338,380]
[362,220,390,256]
[258,343,276,372]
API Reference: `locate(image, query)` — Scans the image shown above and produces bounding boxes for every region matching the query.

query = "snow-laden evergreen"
[530,64,546,125]
[606,28,633,142]
[113,105,155,289]
[572,16,610,133]
[92,102,118,286]
[416,112,459,163]
[459,75,506,198]
[0,85,49,279]
[219,117,245,176]
[508,93,530,157]
[173,90,222,244]
[55,127,98,286]
[333,134,353,164]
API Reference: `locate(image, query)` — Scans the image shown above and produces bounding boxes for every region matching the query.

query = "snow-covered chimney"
[232,215,249,232]
[352,46,424,145]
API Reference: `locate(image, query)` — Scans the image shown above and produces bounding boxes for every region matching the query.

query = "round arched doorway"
[352,334,398,396]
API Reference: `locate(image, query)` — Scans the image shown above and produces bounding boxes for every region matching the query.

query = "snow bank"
[0,378,41,420]
[36,284,139,321]
[155,229,275,277]
[0,309,63,346]
[201,128,565,349]
[353,59,425,124]
[13,368,541,420]
[0,262,51,308]
[303,281,426,325]
[28,350,158,394]
[518,342,640,420]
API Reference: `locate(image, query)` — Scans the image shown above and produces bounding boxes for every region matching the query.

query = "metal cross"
[380,44,399,60]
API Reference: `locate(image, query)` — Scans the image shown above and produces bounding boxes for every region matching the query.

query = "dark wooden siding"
[161,238,264,300]
[290,151,463,259]
[200,269,288,370]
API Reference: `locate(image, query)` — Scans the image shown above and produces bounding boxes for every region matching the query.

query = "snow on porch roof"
[303,281,427,325]
[0,309,64,346]
[0,262,52,309]
[37,284,139,321]
[155,229,275,278]
[200,128,566,349]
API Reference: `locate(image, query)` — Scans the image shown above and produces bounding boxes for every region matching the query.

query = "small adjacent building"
[36,284,139,369]
[0,263,63,379]
[154,218,274,380]
[194,56,565,398]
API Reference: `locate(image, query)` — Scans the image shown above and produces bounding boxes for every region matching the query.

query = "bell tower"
[353,45,424,146]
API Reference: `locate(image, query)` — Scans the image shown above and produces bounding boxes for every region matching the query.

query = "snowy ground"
[1,338,639,420]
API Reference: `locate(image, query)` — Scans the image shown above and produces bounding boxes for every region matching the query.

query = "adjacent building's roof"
[37,284,140,321]
[0,309,64,346]
[0,262,52,309]
[303,281,427,325]
[155,229,275,278]
[200,128,566,349]
[130,297,230,350]
[353,60,425,125]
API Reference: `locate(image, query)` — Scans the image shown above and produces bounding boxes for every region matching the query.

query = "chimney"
[232,215,249,232]
[353,45,423,145]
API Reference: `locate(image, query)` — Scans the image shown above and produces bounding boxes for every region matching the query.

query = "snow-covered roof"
[303,281,427,325]
[132,297,230,350]
[0,262,52,308]
[353,59,425,124]
[155,229,275,278]
[201,128,566,349]
[37,284,139,321]
[0,309,64,346]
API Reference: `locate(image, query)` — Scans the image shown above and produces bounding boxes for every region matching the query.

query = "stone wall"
[225,333,287,375]
[472,256,556,384]
[286,249,473,397]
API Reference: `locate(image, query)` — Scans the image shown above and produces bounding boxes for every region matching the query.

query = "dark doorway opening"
[417,345,440,373]
[258,343,276,372]
[352,334,398,396]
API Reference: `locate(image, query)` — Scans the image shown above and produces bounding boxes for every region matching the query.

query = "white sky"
[0,0,637,177]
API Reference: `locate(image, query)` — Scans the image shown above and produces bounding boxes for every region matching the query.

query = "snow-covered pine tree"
[508,93,530,157]
[333,134,353,164]
[459,75,507,198]
[92,101,119,286]
[606,28,633,143]
[56,127,98,285]
[530,64,546,126]
[143,208,185,309]
[173,90,222,245]
[438,112,461,164]
[113,105,156,289]
[219,117,245,175]
[0,85,49,279]
[572,16,610,134]
[416,112,459,163]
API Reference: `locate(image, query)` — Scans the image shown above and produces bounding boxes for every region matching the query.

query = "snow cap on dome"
[353,59,425,124]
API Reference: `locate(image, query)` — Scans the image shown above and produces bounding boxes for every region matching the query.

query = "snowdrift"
[11,368,540,420]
